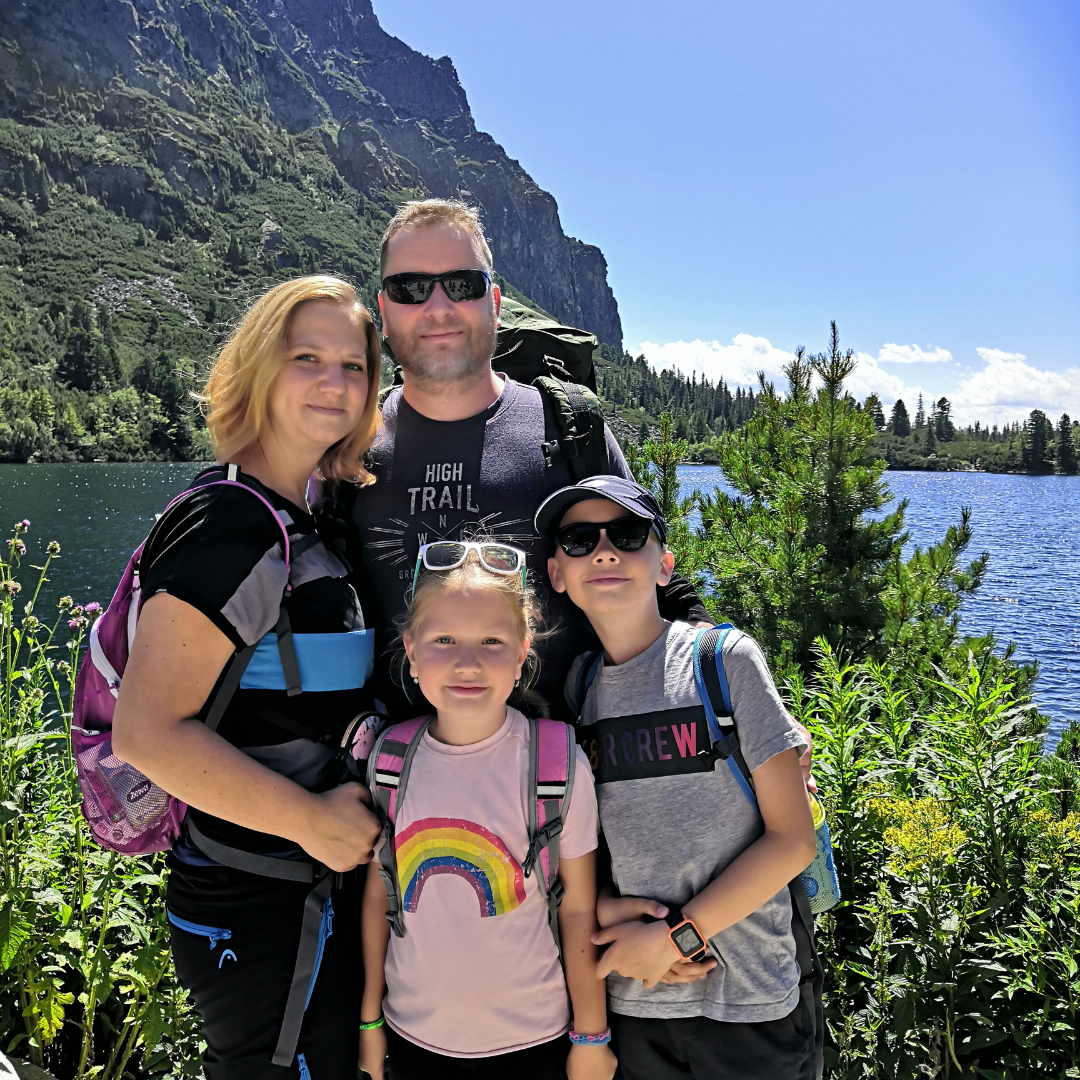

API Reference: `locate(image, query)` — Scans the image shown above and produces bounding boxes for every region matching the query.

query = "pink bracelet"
[569,1028,612,1046]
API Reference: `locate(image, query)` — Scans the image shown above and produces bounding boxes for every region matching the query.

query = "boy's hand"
[659,956,717,984]
[358,1025,387,1080]
[566,1043,617,1080]
[596,894,667,929]
[593,919,681,989]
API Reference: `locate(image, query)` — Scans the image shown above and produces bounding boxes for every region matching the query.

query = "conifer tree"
[1056,413,1077,475]
[1021,409,1054,473]
[915,393,926,429]
[889,398,911,437]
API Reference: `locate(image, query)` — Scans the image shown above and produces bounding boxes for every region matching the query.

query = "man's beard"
[393,320,498,386]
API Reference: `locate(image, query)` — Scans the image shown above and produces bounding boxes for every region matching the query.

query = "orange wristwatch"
[665,908,707,962]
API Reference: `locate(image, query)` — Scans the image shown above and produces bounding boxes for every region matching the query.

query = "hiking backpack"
[575,624,832,1080]
[70,464,300,856]
[369,714,577,955]
[381,295,610,482]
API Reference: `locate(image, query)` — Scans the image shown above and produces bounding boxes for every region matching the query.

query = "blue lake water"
[0,463,1075,741]
[677,466,1079,742]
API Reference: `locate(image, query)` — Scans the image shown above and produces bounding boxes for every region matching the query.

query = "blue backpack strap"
[573,649,604,716]
[693,625,758,812]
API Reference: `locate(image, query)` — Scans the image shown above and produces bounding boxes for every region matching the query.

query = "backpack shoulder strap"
[570,649,604,717]
[693,625,758,810]
[534,374,610,482]
[370,715,433,938]
[523,717,575,959]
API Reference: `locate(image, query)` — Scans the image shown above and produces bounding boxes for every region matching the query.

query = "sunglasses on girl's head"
[411,541,527,595]
[381,269,492,306]
[555,517,654,558]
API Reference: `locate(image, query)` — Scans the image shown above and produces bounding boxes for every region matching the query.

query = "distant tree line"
[872,391,1080,474]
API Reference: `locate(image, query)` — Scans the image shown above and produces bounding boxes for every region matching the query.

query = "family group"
[84,199,824,1080]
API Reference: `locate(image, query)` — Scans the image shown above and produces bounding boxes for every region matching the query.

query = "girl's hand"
[596,894,667,929]
[659,955,716,984]
[566,1042,617,1080]
[358,1024,387,1080]
[593,919,678,989]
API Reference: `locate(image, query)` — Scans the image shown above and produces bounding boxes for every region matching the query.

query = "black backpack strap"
[535,375,610,481]
[789,877,825,1079]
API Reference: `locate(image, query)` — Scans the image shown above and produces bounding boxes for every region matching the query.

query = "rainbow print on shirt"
[395,817,525,918]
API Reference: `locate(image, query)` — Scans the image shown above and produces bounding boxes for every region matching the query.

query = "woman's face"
[266,299,370,456]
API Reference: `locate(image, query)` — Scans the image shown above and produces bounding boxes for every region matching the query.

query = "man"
[340,198,709,717]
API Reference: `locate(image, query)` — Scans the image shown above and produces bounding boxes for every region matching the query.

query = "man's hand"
[596,894,667,929]
[300,783,382,872]
[593,919,682,989]
[358,1025,386,1080]
[566,1043,617,1080]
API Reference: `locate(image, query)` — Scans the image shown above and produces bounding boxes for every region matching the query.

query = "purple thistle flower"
[85,602,102,614]
[67,618,79,630]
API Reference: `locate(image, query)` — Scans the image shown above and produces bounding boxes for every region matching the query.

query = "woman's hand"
[593,919,680,989]
[358,1025,387,1080]
[659,955,716,984]
[300,783,382,872]
[596,893,667,929]
[566,1043,617,1080]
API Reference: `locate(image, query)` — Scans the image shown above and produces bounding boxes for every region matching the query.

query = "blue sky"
[374,0,1080,426]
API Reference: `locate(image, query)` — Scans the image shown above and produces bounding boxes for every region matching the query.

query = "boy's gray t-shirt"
[568,620,807,1023]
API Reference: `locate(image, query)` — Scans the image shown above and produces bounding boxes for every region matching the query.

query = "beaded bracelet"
[359,1017,385,1031]
[568,1028,611,1046]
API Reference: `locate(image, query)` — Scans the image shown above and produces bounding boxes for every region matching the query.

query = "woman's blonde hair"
[199,276,382,484]
[398,550,546,707]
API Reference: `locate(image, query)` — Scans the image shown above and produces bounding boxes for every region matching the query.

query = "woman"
[114,276,384,1080]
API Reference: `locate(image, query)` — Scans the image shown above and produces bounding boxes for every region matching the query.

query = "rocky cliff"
[0,0,622,347]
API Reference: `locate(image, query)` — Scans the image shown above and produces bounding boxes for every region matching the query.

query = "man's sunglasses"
[411,541,526,595]
[555,517,654,558]
[381,269,492,306]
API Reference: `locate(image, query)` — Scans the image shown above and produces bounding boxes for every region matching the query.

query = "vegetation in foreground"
[1,325,1078,1079]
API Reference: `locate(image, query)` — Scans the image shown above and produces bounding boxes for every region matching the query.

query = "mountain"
[0,0,631,462]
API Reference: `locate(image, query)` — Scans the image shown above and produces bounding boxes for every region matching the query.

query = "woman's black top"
[140,471,374,860]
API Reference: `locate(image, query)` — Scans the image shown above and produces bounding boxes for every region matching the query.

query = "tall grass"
[0,520,199,1078]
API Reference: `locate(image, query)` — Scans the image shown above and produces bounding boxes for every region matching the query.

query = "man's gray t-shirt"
[569,621,807,1023]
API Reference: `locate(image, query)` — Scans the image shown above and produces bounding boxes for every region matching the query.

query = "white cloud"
[637,333,1080,429]
[877,343,954,364]
[636,335,793,387]
[949,349,1080,427]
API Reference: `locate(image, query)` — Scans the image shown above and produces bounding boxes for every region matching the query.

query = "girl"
[113,276,384,1079]
[358,543,617,1080]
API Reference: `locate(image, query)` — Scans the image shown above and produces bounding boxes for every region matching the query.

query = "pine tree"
[1021,409,1054,473]
[889,399,911,437]
[924,423,936,453]
[1056,413,1077,475]
[697,322,905,672]
[934,397,955,442]
[865,395,886,430]
[915,393,926,429]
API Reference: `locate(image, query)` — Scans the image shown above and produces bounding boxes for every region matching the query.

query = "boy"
[534,475,819,1080]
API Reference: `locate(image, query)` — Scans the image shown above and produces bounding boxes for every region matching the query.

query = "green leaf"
[0,900,31,970]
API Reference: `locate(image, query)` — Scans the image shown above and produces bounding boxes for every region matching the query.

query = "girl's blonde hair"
[398,551,545,706]
[199,276,382,484]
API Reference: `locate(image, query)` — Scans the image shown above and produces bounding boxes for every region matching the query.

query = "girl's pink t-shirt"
[374,707,598,1057]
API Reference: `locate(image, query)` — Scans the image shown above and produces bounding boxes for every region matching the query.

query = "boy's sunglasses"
[381,269,492,306]
[555,517,654,558]
[411,541,527,595]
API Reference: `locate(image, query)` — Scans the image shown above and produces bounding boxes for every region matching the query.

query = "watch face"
[672,922,705,956]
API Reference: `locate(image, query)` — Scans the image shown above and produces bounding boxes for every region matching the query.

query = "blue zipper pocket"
[166,909,233,950]
[303,898,334,1010]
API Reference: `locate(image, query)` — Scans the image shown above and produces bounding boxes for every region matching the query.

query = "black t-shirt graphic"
[348,379,708,715]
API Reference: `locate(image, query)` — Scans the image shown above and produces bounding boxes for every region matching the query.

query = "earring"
[515,677,521,687]
[411,675,418,684]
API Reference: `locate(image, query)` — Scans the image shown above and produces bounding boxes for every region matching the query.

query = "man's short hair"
[379,198,494,277]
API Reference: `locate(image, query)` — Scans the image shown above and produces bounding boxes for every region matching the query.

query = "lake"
[0,463,1075,742]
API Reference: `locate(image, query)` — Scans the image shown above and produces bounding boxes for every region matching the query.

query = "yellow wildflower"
[881,798,966,877]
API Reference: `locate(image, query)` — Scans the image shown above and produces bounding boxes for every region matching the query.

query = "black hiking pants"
[167,860,363,1080]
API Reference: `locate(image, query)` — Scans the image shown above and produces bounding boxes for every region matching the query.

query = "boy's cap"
[534,475,668,545]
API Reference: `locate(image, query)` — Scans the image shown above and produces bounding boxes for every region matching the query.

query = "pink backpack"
[369,714,576,956]
[70,465,293,855]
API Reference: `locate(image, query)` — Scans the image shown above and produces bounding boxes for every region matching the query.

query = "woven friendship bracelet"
[568,1028,611,1046]
[358,1017,385,1031]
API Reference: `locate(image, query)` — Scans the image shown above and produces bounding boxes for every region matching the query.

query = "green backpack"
[382,295,610,482]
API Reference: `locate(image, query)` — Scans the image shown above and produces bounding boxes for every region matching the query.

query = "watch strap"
[665,908,707,961]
